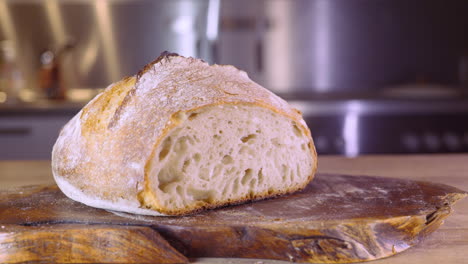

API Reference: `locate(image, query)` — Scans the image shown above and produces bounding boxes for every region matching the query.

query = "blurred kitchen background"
[0,0,467,159]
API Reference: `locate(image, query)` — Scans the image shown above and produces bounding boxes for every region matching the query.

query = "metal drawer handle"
[0,127,32,136]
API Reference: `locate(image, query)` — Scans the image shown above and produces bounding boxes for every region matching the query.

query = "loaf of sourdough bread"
[52,52,317,216]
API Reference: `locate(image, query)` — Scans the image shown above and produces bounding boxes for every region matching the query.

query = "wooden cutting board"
[0,173,466,264]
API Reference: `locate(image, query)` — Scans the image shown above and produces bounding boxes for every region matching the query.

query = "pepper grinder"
[38,40,75,101]
[39,49,65,100]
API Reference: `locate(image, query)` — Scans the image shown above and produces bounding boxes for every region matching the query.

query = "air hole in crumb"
[232,178,240,193]
[182,159,191,173]
[222,155,234,165]
[193,153,201,163]
[282,164,288,182]
[188,112,199,120]
[219,130,223,134]
[249,178,257,189]
[213,134,220,140]
[159,137,172,161]
[292,123,302,137]
[256,129,261,133]
[258,168,264,184]
[187,187,214,203]
[241,169,253,185]
[301,143,306,151]
[174,136,189,154]
[228,121,232,124]
[158,169,181,193]
[268,188,275,195]
[172,111,186,123]
[176,185,183,196]
[241,134,257,143]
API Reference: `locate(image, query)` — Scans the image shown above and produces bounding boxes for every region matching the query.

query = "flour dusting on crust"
[54,174,166,216]
[51,53,317,216]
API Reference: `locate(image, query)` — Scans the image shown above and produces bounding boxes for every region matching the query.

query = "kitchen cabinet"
[0,103,80,159]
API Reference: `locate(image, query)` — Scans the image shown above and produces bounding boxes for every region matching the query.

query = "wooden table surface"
[1,154,467,264]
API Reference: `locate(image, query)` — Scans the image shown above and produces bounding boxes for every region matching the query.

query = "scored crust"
[52,52,317,216]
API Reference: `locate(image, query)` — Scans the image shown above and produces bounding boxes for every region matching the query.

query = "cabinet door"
[0,116,71,160]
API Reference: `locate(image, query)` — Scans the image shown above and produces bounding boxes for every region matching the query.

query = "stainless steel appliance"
[0,0,219,91]
[219,0,468,94]
[221,0,468,156]
[290,98,468,156]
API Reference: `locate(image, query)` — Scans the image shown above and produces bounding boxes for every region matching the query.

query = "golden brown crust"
[137,51,179,79]
[52,53,317,216]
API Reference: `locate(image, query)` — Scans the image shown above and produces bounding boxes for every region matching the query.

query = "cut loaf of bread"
[52,52,317,216]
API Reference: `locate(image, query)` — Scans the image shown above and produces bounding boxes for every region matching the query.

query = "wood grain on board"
[0,172,465,264]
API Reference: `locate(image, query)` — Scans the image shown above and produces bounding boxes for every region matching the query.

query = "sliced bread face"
[52,53,317,216]
[139,104,315,215]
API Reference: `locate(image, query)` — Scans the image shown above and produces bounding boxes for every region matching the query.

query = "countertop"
[1,154,467,264]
